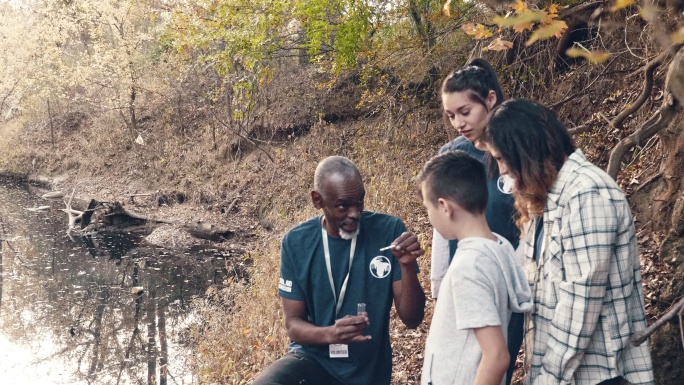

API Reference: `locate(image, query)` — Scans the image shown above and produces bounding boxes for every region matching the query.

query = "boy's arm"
[473,325,509,385]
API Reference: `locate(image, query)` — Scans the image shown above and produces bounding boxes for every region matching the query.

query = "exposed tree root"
[607,98,678,180]
[612,56,661,129]
[607,47,683,180]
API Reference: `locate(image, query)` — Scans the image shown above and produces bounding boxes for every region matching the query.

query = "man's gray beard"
[339,226,360,240]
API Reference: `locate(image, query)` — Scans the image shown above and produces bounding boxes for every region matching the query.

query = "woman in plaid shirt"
[484,99,654,385]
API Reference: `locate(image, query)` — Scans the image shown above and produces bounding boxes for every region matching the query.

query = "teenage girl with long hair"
[430,58,522,385]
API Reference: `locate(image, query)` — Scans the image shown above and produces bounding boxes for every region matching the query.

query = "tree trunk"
[147,289,157,385]
[158,304,168,385]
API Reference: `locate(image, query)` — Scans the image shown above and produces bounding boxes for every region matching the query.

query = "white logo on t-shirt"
[369,256,391,279]
[278,277,292,292]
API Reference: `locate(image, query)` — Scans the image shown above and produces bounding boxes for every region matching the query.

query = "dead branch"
[567,124,592,136]
[634,171,663,193]
[631,296,684,346]
[102,201,169,224]
[226,196,241,214]
[612,58,661,128]
[61,189,84,235]
[568,116,598,136]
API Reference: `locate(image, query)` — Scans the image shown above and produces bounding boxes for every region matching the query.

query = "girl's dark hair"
[441,58,504,109]
[485,99,576,228]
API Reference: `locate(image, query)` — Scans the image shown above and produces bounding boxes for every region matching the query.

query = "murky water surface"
[0,181,228,384]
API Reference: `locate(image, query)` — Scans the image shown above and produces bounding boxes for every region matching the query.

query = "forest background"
[0,0,683,383]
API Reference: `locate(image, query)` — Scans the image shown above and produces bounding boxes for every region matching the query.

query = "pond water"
[0,180,229,384]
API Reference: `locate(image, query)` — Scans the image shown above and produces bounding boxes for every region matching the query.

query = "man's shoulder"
[361,211,404,230]
[282,216,320,244]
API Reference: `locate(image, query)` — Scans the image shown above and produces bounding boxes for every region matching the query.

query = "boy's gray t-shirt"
[421,235,532,385]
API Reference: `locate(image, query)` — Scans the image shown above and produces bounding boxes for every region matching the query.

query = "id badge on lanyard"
[322,229,357,358]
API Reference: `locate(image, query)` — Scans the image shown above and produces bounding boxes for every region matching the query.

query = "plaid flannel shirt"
[523,150,654,385]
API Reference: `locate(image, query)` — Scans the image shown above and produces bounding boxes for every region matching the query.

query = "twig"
[634,171,663,193]
[597,112,614,127]
[61,189,84,234]
[632,296,684,346]
[226,196,241,214]
[568,125,590,136]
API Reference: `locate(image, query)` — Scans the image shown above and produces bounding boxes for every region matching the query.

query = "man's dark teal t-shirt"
[278,212,409,385]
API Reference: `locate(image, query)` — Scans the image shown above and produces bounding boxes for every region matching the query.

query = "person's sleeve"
[430,229,450,299]
[450,137,470,151]
[278,235,305,300]
[539,190,616,384]
[452,255,502,330]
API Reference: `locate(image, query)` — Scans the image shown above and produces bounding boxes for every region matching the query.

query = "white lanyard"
[321,228,357,317]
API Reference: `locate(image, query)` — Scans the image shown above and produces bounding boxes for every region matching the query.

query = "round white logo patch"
[497,175,515,195]
[369,256,392,279]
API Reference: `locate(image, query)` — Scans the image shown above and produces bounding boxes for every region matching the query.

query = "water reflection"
[0,180,229,384]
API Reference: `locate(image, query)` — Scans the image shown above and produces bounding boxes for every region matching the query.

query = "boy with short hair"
[418,151,532,385]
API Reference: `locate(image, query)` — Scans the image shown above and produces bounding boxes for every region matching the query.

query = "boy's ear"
[437,197,454,216]
[438,197,464,218]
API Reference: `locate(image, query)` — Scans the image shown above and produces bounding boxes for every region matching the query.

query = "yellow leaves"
[443,0,452,17]
[546,4,561,19]
[565,47,611,63]
[526,20,568,46]
[610,0,636,12]
[639,4,658,21]
[491,2,568,47]
[461,23,493,40]
[484,37,514,51]
[510,0,528,14]
[671,27,684,45]
[513,22,534,33]
[493,11,546,28]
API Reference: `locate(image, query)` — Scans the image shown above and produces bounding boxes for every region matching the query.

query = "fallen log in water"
[183,222,235,242]
[50,189,242,249]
